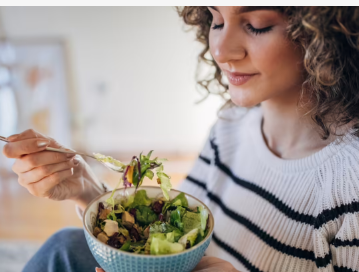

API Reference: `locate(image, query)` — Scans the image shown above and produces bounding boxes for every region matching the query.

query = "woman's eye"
[212,23,224,30]
[247,24,273,35]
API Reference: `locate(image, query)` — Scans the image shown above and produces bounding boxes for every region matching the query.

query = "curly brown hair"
[177,7,359,140]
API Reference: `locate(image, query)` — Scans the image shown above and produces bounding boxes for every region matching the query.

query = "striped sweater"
[179,106,359,272]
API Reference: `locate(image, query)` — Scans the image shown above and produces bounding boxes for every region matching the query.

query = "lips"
[224,70,257,86]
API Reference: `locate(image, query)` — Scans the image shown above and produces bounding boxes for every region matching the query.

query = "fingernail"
[37,140,49,148]
[7,134,19,141]
[73,158,80,166]
[66,153,75,158]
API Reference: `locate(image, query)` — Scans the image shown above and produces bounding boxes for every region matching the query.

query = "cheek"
[228,38,305,107]
[253,37,305,85]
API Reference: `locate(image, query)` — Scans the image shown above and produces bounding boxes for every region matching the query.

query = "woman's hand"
[193,256,238,271]
[3,129,103,210]
[95,257,238,272]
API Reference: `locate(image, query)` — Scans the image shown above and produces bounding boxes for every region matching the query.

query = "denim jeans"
[23,228,99,272]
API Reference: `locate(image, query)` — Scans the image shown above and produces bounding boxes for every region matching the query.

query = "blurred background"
[0,6,223,271]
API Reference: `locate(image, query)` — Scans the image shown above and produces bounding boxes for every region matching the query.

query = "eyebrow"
[208,6,279,15]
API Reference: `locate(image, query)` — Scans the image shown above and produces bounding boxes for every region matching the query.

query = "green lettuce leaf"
[171,192,188,208]
[198,206,209,232]
[93,153,126,170]
[195,228,208,245]
[149,231,177,243]
[120,240,131,251]
[150,232,166,240]
[149,222,183,242]
[170,206,187,231]
[132,150,166,187]
[114,204,125,214]
[129,241,146,253]
[129,190,152,208]
[122,195,134,208]
[178,228,199,248]
[150,237,184,255]
[157,171,172,201]
[182,211,202,234]
[166,232,175,243]
[162,192,188,214]
[118,227,130,240]
[136,205,158,226]
[144,169,154,180]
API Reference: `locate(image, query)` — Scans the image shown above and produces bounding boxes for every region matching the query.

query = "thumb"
[95,268,105,272]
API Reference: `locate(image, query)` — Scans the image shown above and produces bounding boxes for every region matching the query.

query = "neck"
[261,90,331,159]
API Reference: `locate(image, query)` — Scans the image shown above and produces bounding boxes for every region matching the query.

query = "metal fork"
[0,135,124,172]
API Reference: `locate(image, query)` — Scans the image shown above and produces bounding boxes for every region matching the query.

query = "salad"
[92,151,209,255]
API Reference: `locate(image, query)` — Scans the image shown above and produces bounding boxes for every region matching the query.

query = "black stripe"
[199,155,211,165]
[209,138,316,225]
[185,175,316,262]
[212,232,264,272]
[209,138,359,229]
[331,238,359,247]
[315,251,332,268]
[334,266,356,272]
[315,201,359,229]
[186,175,207,190]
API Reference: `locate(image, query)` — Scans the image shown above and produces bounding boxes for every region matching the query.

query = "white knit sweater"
[179,106,359,272]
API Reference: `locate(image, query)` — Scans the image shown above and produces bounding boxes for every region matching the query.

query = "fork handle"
[0,136,95,159]
[45,147,96,159]
[0,136,8,142]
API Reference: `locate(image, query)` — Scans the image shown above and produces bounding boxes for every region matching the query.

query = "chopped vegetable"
[199,206,209,233]
[178,228,199,248]
[136,206,158,226]
[162,192,188,214]
[170,206,187,231]
[93,153,126,170]
[122,211,135,229]
[103,220,119,236]
[120,240,131,251]
[129,190,152,208]
[150,237,184,255]
[182,212,202,234]
[171,192,188,208]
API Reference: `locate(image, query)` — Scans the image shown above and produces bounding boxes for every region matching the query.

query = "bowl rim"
[83,185,214,258]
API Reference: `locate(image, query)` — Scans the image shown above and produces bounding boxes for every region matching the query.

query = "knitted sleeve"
[313,143,359,271]
[314,213,359,271]
[329,212,359,271]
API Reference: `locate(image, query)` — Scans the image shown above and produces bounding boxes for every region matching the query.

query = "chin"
[228,87,260,108]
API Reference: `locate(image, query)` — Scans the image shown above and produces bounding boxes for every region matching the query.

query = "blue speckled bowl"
[83,186,214,272]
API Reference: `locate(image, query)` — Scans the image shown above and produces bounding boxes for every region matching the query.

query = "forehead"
[210,6,281,15]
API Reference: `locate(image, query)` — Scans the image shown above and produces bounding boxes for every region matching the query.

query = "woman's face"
[208,7,306,107]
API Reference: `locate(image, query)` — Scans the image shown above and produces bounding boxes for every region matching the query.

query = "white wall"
[0,7,222,155]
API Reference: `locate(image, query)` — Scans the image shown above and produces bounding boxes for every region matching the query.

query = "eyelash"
[212,23,224,30]
[211,23,273,35]
[246,24,273,35]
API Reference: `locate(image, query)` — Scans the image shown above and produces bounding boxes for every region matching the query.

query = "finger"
[7,129,46,142]
[18,158,80,186]
[3,138,50,158]
[193,257,225,270]
[27,168,74,198]
[95,268,105,272]
[7,129,64,150]
[12,151,76,173]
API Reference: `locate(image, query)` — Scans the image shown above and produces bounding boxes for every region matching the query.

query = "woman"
[3,6,359,272]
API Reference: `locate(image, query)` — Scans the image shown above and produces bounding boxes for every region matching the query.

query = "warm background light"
[0,7,223,271]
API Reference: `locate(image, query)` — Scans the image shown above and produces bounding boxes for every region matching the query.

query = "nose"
[211,27,246,64]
